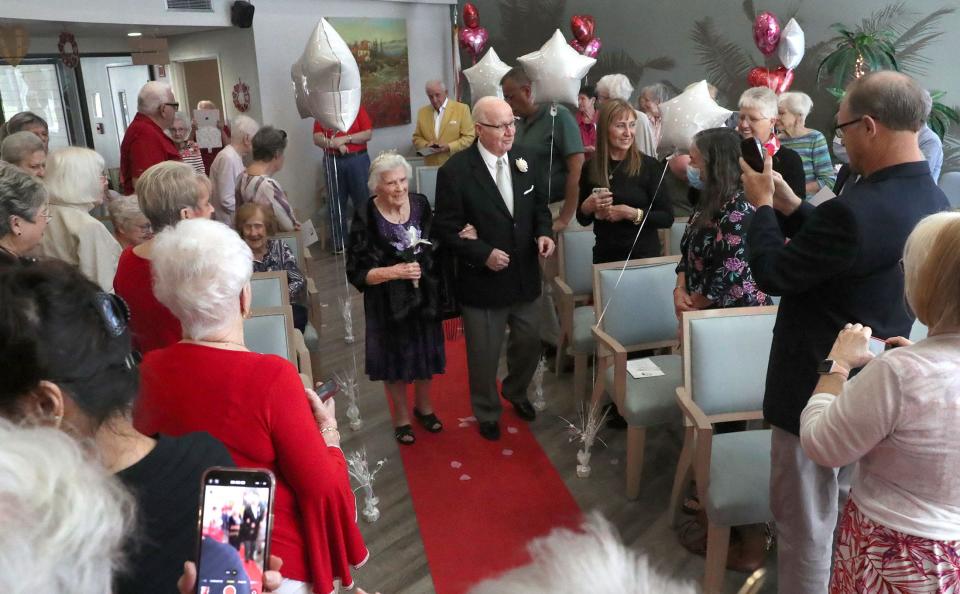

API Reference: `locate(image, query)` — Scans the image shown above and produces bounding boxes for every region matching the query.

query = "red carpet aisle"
[391,335,583,594]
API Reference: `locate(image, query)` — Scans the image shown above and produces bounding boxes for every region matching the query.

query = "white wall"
[251,0,455,222]
[168,28,263,124]
[79,56,137,169]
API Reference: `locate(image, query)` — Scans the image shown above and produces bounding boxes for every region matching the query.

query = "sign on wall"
[327,17,411,128]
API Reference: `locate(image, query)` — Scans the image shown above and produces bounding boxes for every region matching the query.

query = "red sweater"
[113,247,182,354]
[135,344,369,591]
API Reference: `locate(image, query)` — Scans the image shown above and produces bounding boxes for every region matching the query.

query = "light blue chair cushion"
[276,235,303,268]
[705,429,773,527]
[243,314,291,361]
[417,166,439,209]
[909,319,929,342]
[571,306,596,354]
[603,354,682,427]
[688,311,775,416]
[669,221,686,255]
[562,231,595,296]
[598,263,677,347]
[250,277,285,309]
[303,322,320,351]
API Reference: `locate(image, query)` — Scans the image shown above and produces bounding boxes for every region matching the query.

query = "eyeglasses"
[834,116,866,139]
[478,120,517,132]
[38,208,52,222]
[164,102,180,110]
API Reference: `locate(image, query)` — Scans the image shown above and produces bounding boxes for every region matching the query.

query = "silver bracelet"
[320,426,339,435]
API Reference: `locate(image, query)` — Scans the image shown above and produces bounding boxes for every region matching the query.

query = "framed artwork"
[328,17,411,127]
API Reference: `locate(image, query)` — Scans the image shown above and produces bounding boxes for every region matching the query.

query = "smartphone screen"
[741,138,765,172]
[196,468,275,594]
[315,380,338,403]
[868,337,887,357]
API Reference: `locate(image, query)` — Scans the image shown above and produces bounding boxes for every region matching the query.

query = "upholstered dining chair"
[244,304,313,387]
[553,227,595,400]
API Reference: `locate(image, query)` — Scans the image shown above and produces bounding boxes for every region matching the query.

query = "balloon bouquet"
[745,13,806,94]
[568,14,601,59]
[458,2,489,65]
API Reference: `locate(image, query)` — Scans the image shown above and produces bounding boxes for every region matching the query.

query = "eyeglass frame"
[477,120,517,132]
[833,115,872,139]
[163,102,180,111]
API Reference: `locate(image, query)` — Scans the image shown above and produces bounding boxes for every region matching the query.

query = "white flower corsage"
[515,158,528,173]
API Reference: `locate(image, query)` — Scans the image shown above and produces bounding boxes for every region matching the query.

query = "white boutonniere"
[515,158,528,173]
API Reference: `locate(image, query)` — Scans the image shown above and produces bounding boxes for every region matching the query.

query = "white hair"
[0,418,134,594]
[137,81,172,114]
[231,115,260,144]
[1,130,44,165]
[468,513,697,594]
[44,147,105,208]
[739,87,779,119]
[151,218,253,339]
[425,79,446,92]
[172,111,190,128]
[107,194,147,232]
[367,151,413,194]
[640,83,674,104]
[778,91,814,119]
[597,74,634,102]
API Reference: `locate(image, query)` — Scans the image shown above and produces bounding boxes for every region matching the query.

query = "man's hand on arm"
[537,236,556,258]
[486,248,510,271]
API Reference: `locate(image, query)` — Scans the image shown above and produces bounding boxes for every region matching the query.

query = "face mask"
[686,165,705,190]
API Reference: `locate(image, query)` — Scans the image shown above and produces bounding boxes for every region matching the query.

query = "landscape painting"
[329,17,411,127]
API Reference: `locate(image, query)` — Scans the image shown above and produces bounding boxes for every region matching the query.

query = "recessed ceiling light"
[127,32,142,37]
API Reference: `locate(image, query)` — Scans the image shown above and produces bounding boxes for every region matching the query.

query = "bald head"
[845,71,927,132]
[196,100,218,111]
[472,97,515,156]
[425,80,448,111]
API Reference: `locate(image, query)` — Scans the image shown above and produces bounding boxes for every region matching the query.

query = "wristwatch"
[816,359,849,380]
[633,208,644,225]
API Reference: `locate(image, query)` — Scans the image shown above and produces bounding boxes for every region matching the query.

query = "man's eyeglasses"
[834,116,866,139]
[478,121,517,132]
[164,102,180,110]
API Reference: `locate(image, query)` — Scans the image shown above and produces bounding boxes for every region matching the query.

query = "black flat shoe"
[394,424,416,445]
[510,399,536,422]
[413,408,443,433]
[478,421,500,441]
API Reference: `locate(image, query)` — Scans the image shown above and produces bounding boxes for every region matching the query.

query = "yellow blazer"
[412,100,476,166]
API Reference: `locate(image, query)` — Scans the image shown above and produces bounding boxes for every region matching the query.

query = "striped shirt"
[780,130,836,199]
[177,141,206,176]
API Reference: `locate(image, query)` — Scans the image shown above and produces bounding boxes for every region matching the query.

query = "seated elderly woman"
[347,152,445,445]
[134,218,368,593]
[638,82,674,151]
[169,111,205,175]
[577,98,673,264]
[108,194,153,249]
[0,162,48,267]
[576,84,598,159]
[595,74,657,158]
[235,201,308,332]
[237,125,300,232]
[1,110,49,150]
[0,260,235,594]
[113,161,214,353]
[777,92,836,199]
[737,87,806,198]
[0,419,133,594]
[39,147,121,291]
[1,130,45,177]
[800,212,960,593]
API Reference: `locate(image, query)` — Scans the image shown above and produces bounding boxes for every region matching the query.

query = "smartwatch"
[816,359,849,379]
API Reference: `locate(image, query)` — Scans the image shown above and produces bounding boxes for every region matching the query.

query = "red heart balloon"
[747,66,770,88]
[774,66,794,93]
[570,14,595,44]
[459,26,488,59]
[583,37,602,58]
[463,2,479,29]
[569,38,585,54]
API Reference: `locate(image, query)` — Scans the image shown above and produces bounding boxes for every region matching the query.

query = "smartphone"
[195,468,275,594]
[315,380,339,403]
[868,337,887,357]
[741,137,765,172]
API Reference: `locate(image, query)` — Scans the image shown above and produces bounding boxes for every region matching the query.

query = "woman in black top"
[577,98,674,264]
[737,87,806,198]
[0,161,48,267]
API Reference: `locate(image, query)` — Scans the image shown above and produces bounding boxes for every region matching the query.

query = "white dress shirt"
[434,98,448,139]
[477,141,513,215]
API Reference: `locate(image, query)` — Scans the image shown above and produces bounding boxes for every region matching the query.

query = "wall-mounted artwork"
[328,17,411,128]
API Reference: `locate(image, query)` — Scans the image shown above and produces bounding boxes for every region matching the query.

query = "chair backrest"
[417,166,440,209]
[909,318,929,342]
[668,217,687,256]
[250,271,290,310]
[682,306,777,417]
[938,171,960,209]
[594,255,680,349]
[558,228,595,296]
[243,306,296,366]
[271,231,305,269]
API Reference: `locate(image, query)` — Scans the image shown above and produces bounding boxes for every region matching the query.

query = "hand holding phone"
[740,138,766,173]
[315,380,338,403]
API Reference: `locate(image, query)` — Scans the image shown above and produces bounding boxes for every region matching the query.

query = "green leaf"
[689,17,756,95]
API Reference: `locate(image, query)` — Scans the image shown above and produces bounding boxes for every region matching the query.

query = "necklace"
[608,159,625,182]
[182,338,248,351]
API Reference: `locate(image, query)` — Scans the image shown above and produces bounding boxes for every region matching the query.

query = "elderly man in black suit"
[434,96,555,441]
[741,71,949,594]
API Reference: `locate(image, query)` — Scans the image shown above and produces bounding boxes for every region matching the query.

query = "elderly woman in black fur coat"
[347,152,446,445]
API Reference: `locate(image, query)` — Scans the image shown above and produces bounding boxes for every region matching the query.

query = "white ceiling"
[0,18,220,39]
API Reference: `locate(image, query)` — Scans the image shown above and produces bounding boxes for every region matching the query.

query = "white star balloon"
[517,29,595,105]
[463,47,512,104]
[292,18,362,132]
[778,18,805,70]
[658,80,732,152]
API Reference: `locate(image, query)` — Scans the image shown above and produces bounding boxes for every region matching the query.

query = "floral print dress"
[676,192,772,308]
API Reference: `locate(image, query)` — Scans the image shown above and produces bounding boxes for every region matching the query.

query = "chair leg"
[573,353,587,403]
[625,425,647,500]
[669,424,696,525]
[703,521,731,594]
[554,333,568,377]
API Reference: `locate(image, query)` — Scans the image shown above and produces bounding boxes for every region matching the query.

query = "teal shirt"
[780,130,836,199]
[514,103,584,202]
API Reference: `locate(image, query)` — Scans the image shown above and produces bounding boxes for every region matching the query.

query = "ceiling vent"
[166,0,214,11]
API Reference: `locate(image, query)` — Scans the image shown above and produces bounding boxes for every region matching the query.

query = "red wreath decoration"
[232,79,250,113]
[58,32,79,69]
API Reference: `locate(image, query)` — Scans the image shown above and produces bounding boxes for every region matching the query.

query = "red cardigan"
[135,344,369,591]
[113,247,182,354]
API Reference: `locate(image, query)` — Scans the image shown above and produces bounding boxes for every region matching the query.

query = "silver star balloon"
[463,47,512,104]
[517,30,595,105]
[292,18,362,132]
[290,59,311,120]
[658,81,732,152]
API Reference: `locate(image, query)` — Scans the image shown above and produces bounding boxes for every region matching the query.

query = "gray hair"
[107,194,147,232]
[640,83,673,104]
[778,91,814,119]
[0,418,134,594]
[251,126,287,162]
[151,218,253,339]
[597,74,634,101]
[0,111,48,142]
[739,86,779,119]
[468,513,697,594]
[135,161,206,230]
[44,147,105,208]
[0,161,47,236]
[367,151,412,194]
[137,81,172,114]
[846,71,927,132]
[172,111,191,128]
[231,115,260,144]
[425,79,446,93]
[1,131,45,165]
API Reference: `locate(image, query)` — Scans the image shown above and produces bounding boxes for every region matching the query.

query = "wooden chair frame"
[247,305,313,386]
[251,270,291,309]
[270,231,323,360]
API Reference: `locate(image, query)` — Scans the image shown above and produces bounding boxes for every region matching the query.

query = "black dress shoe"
[510,399,537,422]
[478,421,501,441]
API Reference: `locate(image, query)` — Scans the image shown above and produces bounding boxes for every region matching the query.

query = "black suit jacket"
[747,161,949,435]
[433,144,552,308]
